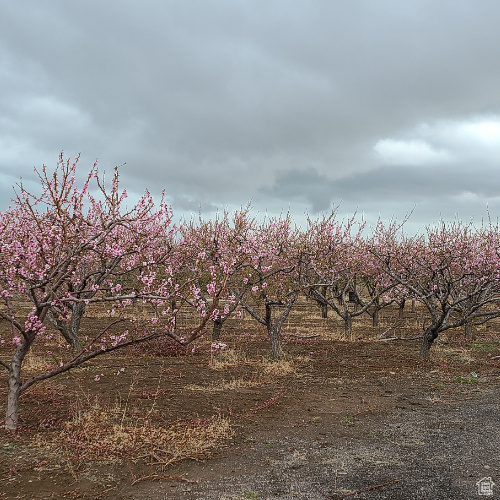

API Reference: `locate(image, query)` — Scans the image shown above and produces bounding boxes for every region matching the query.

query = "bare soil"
[1,313,499,499]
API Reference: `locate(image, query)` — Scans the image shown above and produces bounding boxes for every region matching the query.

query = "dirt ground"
[0,321,499,499]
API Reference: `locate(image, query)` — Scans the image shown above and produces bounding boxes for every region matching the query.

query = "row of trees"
[1,155,500,430]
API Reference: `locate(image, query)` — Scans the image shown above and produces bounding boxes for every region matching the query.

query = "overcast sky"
[1,1,500,231]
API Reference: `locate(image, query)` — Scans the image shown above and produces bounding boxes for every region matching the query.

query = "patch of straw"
[38,399,233,467]
[185,377,262,392]
[23,353,55,372]
[210,348,247,370]
[261,359,296,377]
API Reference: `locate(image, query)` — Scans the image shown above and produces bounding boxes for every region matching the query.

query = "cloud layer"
[1,1,500,229]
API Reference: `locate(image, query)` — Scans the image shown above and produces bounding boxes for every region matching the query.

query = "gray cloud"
[275,159,500,200]
[1,1,500,229]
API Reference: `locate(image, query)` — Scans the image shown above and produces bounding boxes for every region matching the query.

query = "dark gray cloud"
[262,160,500,233]
[1,1,500,228]
[264,163,500,208]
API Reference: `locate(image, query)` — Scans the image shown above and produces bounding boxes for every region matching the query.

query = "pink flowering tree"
[372,220,500,357]
[175,207,259,341]
[239,215,307,359]
[0,154,207,430]
[305,215,395,338]
[359,220,411,327]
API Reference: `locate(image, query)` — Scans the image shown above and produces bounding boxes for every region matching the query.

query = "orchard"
[0,155,499,497]
[1,155,500,431]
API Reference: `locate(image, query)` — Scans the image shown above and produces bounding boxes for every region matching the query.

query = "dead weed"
[36,397,233,468]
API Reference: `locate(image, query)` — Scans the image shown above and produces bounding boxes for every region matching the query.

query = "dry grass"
[432,344,477,365]
[36,397,233,468]
[289,354,313,363]
[185,377,263,392]
[22,353,55,372]
[210,348,248,370]
[261,358,296,377]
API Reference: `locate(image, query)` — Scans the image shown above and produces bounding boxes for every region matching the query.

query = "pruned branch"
[378,319,405,339]
[380,335,423,341]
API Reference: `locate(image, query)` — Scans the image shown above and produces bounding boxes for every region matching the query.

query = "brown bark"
[5,338,32,431]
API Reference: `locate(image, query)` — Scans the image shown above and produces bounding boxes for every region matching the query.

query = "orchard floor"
[1,331,499,500]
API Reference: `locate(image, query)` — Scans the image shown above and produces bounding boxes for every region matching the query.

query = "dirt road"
[133,376,499,499]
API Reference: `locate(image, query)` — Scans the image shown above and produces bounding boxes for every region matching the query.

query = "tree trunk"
[48,302,85,352]
[265,303,272,330]
[67,302,84,351]
[265,301,297,360]
[420,326,439,358]
[320,285,328,318]
[344,314,353,339]
[6,378,21,431]
[5,341,31,431]
[372,308,379,327]
[399,299,405,318]
[267,325,282,360]
[464,321,473,340]
[212,317,223,340]
[265,303,282,359]
[321,303,328,319]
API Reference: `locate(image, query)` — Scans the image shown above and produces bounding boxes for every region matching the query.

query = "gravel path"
[132,384,499,500]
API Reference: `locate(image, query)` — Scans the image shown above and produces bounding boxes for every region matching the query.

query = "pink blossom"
[211,342,227,351]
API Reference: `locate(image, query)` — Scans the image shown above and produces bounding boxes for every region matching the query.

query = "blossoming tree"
[305,215,396,338]
[0,154,206,430]
[239,214,308,359]
[175,207,258,341]
[372,220,500,357]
